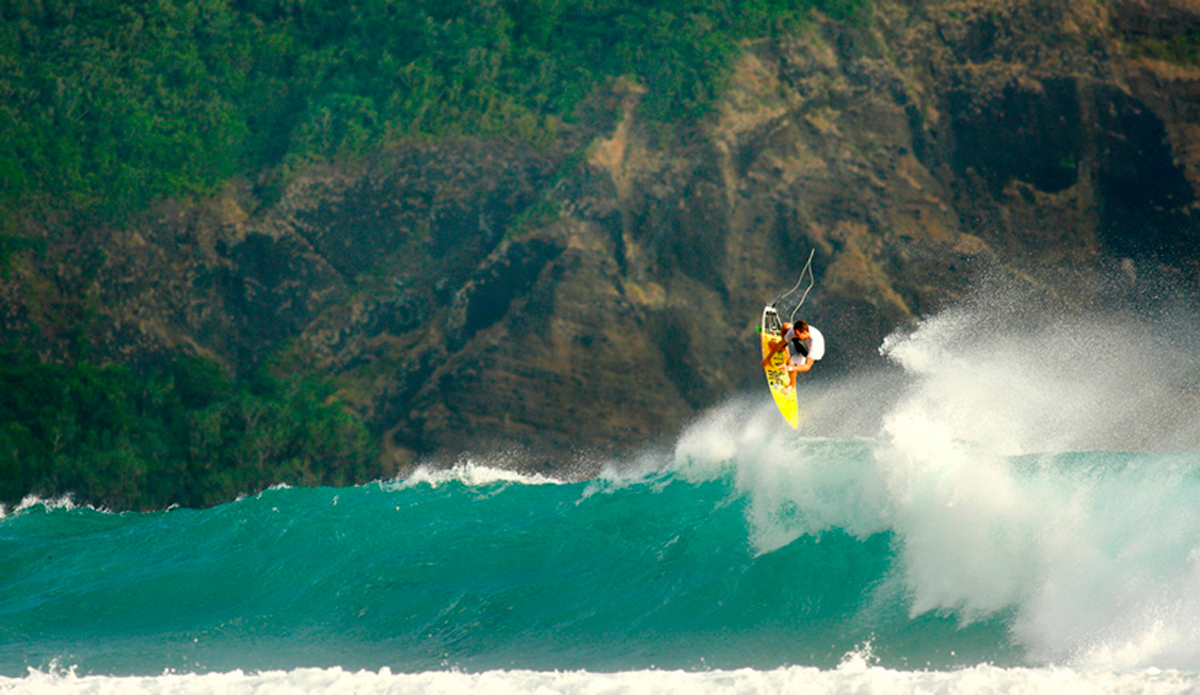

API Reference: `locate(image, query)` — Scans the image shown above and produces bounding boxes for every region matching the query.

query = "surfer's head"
[795,320,809,334]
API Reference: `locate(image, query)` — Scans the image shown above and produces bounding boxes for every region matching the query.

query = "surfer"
[761,320,824,389]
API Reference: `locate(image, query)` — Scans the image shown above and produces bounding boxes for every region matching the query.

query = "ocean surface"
[3,296,1200,693]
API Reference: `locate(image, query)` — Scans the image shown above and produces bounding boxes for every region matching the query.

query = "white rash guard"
[783,325,824,366]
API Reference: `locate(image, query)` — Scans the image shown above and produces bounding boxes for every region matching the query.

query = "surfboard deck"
[761,306,799,428]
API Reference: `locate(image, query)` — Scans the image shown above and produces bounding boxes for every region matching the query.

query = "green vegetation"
[0,348,379,511]
[0,233,44,277]
[1130,28,1200,66]
[1,0,869,223]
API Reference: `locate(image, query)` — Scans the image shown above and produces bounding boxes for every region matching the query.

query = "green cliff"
[2,0,1198,509]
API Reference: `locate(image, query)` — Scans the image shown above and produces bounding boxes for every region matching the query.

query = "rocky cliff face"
[4,0,1198,475]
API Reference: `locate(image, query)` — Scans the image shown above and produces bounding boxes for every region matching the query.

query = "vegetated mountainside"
[2,0,1198,484]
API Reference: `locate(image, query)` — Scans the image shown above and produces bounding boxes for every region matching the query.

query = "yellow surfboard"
[760,306,799,428]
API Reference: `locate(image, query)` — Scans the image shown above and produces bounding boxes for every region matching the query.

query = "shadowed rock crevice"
[946,76,1083,195]
[445,236,567,352]
[1092,86,1199,261]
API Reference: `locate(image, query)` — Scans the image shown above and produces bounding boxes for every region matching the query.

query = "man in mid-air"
[761,319,824,390]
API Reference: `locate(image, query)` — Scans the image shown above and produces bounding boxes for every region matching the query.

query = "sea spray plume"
[669,275,1200,668]
[666,362,927,555]
[875,304,1060,635]
[672,398,889,553]
[875,278,1200,667]
[879,284,1200,455]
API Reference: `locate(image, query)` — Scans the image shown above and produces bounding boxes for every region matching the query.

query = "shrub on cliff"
[0,349,379,511]
[1131,28,1200,66]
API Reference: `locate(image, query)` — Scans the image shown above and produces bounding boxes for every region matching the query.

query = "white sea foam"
[4,662,1197,695]
[15,493,82,512]
[397,462,568,489]
[1,493,117,517]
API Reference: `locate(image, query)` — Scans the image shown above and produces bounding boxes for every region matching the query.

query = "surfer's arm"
[761,339,786,367]
[787,358,815,373]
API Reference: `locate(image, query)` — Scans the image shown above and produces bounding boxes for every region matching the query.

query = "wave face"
[4,442,1200,678]
[0,457,978,676]
[3,284,1200,690]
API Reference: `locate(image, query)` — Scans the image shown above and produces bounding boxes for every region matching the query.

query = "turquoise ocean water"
[3,300,1200,693]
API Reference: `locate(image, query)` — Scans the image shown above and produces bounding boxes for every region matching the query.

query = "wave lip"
[396,462,569,489]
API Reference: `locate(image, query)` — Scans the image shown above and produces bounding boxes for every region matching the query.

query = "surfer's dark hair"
[795,320,809,332]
